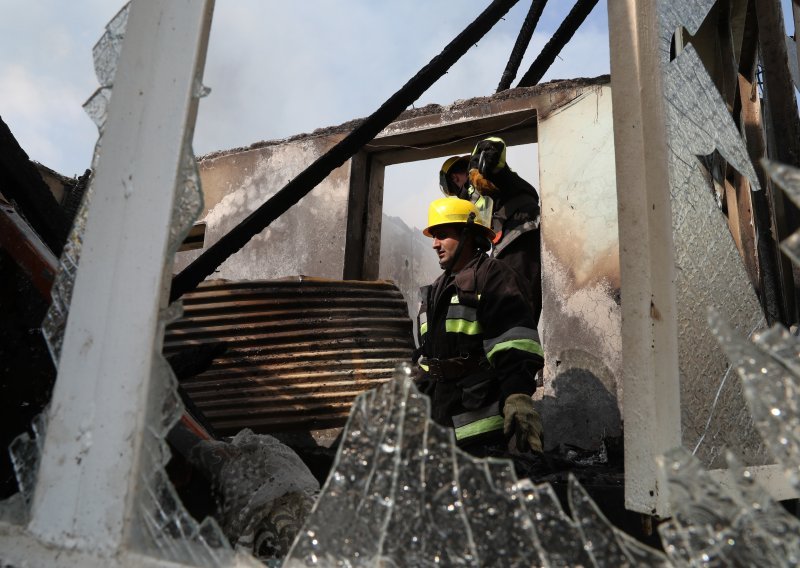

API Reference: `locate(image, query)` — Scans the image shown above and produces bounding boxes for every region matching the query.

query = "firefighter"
[439,155,471,199]
[469,136,542,325]
[416,197,544,457]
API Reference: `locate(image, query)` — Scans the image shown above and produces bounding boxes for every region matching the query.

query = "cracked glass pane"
[286,364,664,566]
[0,413,48,523]
[658,0,768,468]
[763,160,800,265]
[710,309,800,491]
[658,446,800,566]
[42,4,130,362]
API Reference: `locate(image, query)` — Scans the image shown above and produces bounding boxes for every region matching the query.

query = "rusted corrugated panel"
[164,277,414,435]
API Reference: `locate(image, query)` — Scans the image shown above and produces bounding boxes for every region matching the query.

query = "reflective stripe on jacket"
[416,252,543,445]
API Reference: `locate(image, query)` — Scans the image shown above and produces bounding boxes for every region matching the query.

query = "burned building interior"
[3,0,800,566]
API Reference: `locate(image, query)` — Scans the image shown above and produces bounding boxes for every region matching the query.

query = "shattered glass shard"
[662,45,760,193]
[134,353,242,566]
[658,446,800,567]
[709,309,800,491]
[286,364,664,566]
[82,87,113,130]
[569,475,667,567]
[7,413,47,509]
[763,160,800,265]
[43,3,130,362]
[517,480,594,566]
[92,3,130,87]
[659,0,767,468]
[193,76,212,98]
[657,0,717,60]
[168,141,204,262]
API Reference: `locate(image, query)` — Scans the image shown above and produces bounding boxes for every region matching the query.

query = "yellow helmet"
[423,197,494,240]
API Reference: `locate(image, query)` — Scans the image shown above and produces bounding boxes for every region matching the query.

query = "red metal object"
[0,195,58,297]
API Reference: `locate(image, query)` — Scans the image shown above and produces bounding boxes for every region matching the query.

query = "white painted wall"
[536,85,622,451]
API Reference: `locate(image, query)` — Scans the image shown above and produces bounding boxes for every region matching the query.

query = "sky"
[0,1,796,230]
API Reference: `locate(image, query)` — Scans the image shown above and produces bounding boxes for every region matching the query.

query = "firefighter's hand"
[503,393,543,453]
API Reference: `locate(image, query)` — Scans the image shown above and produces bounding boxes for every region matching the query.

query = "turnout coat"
[416,252,543,448]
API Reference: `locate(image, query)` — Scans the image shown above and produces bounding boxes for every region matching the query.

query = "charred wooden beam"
[726,1,789,324]
[496,0,548,92]
[0,116,70,256]
[755,0,800,322]
[756,0,800,168]
[516,0,598,88]
[170,0,521,302]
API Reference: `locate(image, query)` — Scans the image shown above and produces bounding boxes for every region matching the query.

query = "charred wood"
[496,0,548,92]
[516,0,598,88]
[170,0,521,301]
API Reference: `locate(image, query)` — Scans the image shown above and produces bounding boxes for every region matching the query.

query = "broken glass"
[710,308,800,492]
[42,3,130,362]
[762,159,800,266]
[659,0,768,468]
[285,363,665,566]
[658,446,800,567]
[0,412,48,524]
[26,4,249,565]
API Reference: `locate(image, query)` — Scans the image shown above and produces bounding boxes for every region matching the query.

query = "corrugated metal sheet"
[164,277,414,435]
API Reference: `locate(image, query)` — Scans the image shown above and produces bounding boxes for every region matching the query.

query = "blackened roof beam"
[496,0,548,92]
[170,0,521,302]
[516,0,599,88]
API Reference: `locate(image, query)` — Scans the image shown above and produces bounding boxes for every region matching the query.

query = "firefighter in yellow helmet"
[439,155,471,199]
[416,197,544,457]
[468,137,542,326]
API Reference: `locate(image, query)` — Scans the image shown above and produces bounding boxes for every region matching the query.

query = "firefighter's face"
[449,171,468,190]
[430,224,462,269]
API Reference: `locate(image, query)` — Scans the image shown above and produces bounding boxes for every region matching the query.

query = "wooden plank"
[362,158,386,280]
[755,0,800,323]
[732,171,761,291]
[343,152,370,280]
[177,222,206,252]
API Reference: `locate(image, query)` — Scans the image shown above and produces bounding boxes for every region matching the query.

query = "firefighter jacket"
[466,159,542,324]
[416,252,543,448]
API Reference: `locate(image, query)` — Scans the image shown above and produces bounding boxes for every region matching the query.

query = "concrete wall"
[174,133,351,280]
[536,85,622,451]
[378,214,440,321]
[174,78,623,454]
